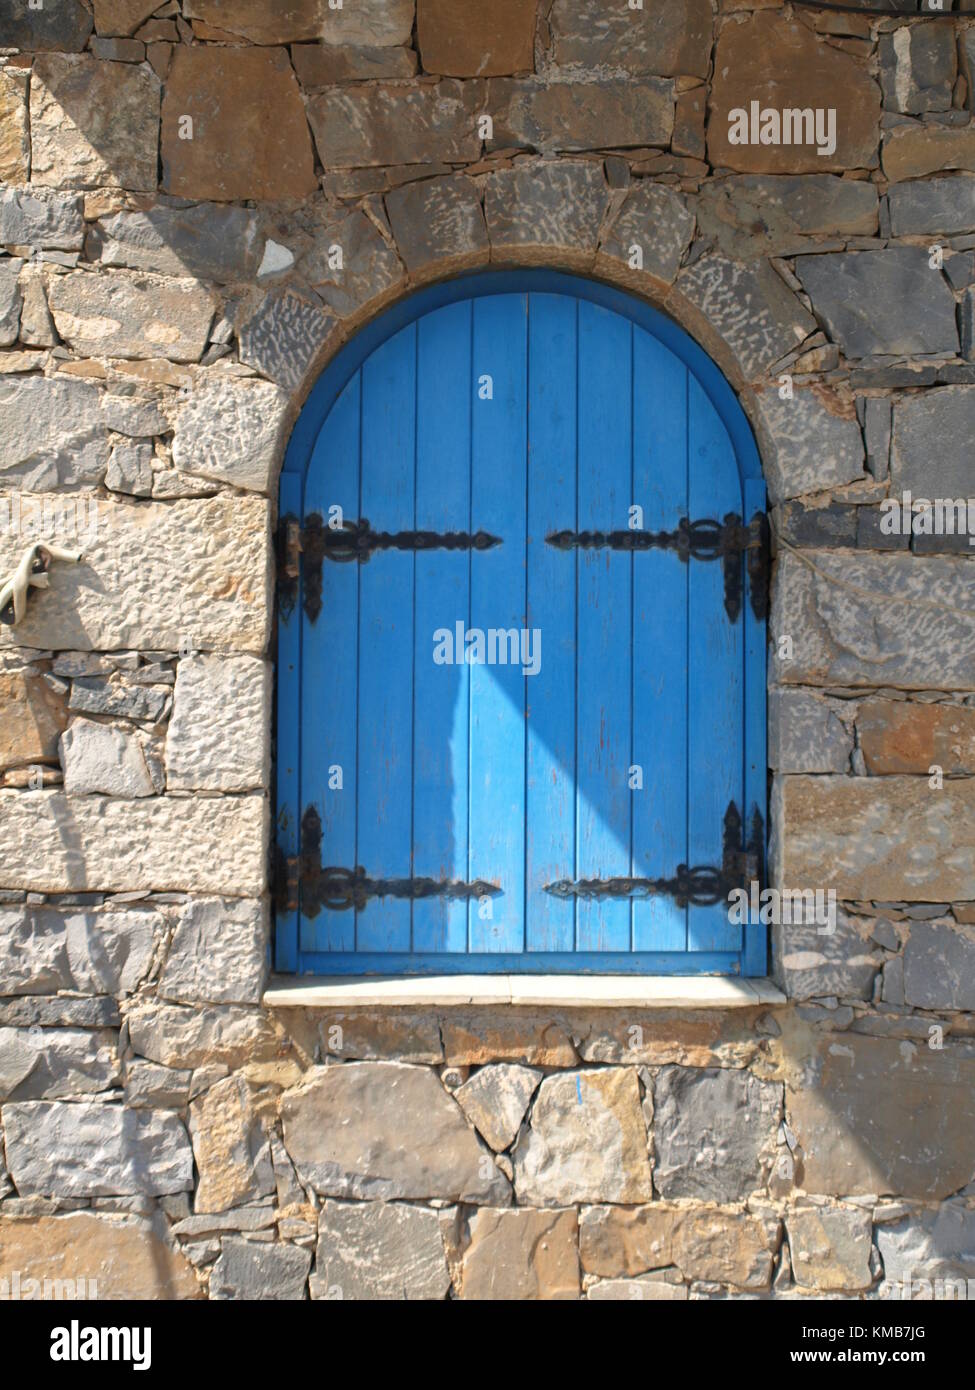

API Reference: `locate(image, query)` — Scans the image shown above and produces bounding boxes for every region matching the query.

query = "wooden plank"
[299,373,360,956]
[275,470,302,972]
[575,301,632,953]
[631,329,688,953]
[355,325,416,953]
[468,294,528,954]
[525,292,577,954]
[413,302,472,953]
[743,473,768,976]
[687,377,743,955]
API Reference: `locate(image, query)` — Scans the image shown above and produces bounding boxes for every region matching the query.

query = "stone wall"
[2,0,975,1300]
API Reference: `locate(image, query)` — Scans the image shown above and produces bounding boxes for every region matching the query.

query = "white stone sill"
[263,975,786,1010]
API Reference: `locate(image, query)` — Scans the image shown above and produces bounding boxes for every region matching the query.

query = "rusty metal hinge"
[284,806,500,918]
[546,512,769,624]
[276,512,502,624]
[544,801,765,908]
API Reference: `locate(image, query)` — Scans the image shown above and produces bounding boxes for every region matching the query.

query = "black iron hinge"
[276,805,501,918]
[544,801,765,909]
[546,511,769,623]
[277,512,501,624]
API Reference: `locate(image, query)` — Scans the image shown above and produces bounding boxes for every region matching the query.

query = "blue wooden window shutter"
[275,272,767,977]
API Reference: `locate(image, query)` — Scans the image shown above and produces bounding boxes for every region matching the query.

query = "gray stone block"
[653,1068,782,1202]
[773,909,882,1001]
[890,386,975,496]
[889,175,975,237]
[209,1237,311,1301]
[311,1200,451,1301]
[769,687,853,773]
[879,27,956,115]
[903,919,975,1010]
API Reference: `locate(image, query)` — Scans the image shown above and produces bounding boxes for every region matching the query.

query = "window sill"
[262,975,786,1010]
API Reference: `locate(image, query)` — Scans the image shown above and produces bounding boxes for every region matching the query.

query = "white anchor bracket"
[0,542,83,627]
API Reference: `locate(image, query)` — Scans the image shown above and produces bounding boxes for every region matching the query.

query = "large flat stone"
[171,374,288,493]
[291,43,417,85]
[0,790,268,895]
[794,249,959,358]
[883,123,975,183]
[48,270,214,363]
[880,25,955,116]
[455,1208,580,1300]
[0,187,84,251]
[2,0,92,49]
[0,494,271,653]
[184,0,414,45]
[596,182,694,287]
[89,205,263,282]
[786,1204,873,1292]
[676,254,815,380]
[877,1203,975,1292]
[237,287,338,393]
[889,175,975,237]
[772,908,882,1002]
[512,1068,652,1205]
[158,897,269,1006]
[0,69,29,184]
[385,176,489,279]
[127,1002,284,1070]
[486,160,609,266]
[312,1200,451,1301]
[0,669,67,772]
[695,175,878,260]
[299,209,404,319]
[0,1025,119,1101]
[165,655,270,793]
[92,1,160,36]
[771,551,975,690]
[491,77,673,154]
[0,1213,199,1300]
[2,1100,193,1197]
[890,387,975,498]
[60,719,156,798]
[788,1034,975,1200]
[30,55,160,192]
[755,384,864,504]
[549,0,710,78]
[768,687,853,774]
[0,260,22,347]
[0,371,108,490]
[653,1067,782,1201]
[454,1064,541,1152]
[418,0,536,77]
[308,82,480,168]
[709,12,879,173]
[189,1075,274,1214]
[773,775,975,905]
[858,699,975,776]
[281,1062,511,1203]
[209,1237,310,1301]
[0,903,159,997]
[579,1203,774,1289]
[903,919,975,1012]
[161,47,317,201]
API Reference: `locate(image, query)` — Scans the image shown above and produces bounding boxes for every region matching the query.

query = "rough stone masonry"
[2,0,975,1301]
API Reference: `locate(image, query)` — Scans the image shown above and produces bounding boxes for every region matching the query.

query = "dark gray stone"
[880,26,956,115]
[904,919,975,1010]
[0,1026,119,1101]
[89,205,263,282]
[307,82,481,169]
[2,0,92,51]
[0,995,119,1028]
[485,160,610,262]
[69,677,169,723]
[299,210,404,317]
[677,254,816,380]
[773,909,883,1001]
[598,182,694,285]
[890,387,975,496]
[858,506,909,551]
[795,249,959,358]
[490,77,674,155]
[0,188,84,251]
[653,1068,782,1202]
[386,175,488,277]
[757,386,864,504]
[945,250,975,290]
[695,175,878,260]
[209,1237,311,1301]
[889,175,975,237]
[768,688,853,774]
[549,0,711,78]
[961,289,975,363]
[773,501,858,549]
[0,259,22,348]
[237,288,337,392]
[0,904,159,997]
[863,396,892,480]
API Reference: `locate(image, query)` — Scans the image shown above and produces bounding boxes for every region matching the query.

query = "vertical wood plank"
[525,292,577,954]
[413,302,472,953]
[355,325,416,953]
[275,469,302,972]
[631,329,689,953]
[575,302,632,953]
[300,373,360,956]
[468,294,528,953]
[743,474,768,976]
[687,377,743,956]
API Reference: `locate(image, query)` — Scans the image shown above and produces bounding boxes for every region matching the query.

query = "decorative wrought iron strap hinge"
[276,512,502,624]
[278,805,501,918]
[544,801,765,909]
[546,511,769,623]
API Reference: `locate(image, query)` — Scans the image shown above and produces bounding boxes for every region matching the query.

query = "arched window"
[275,272,767,977]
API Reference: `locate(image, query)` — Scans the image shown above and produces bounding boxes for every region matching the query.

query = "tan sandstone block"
[0,670,68,772]
[0,68,30,184]
[0,790,268,895]
[0,1213,199,1299]
[0,494,270,653]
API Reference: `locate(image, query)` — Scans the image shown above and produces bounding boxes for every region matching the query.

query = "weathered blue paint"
[276,271,767,977]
